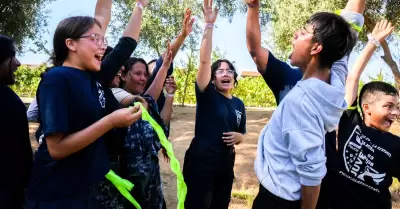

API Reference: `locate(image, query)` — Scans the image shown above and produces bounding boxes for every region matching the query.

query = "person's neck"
[301,62,330,84]
[63,58,84,71]
[217,90,232,99]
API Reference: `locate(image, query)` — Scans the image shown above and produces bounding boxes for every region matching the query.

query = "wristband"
[166,93,175,97]
[205,23,214,29]
[367,33,380,47]
[135,2,144,10]
[247,3,259,8]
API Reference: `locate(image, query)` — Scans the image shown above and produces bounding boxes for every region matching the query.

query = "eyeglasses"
[215,69,234,75]
[79,33,108,47]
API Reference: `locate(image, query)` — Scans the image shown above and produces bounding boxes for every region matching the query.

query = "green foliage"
[0,0,54,53]
[232,76,276,107]
[111,0,201,57]
[10,65,46,97]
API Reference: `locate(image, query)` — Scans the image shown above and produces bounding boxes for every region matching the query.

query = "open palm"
[202,0,218,23]
[371,20,394,43]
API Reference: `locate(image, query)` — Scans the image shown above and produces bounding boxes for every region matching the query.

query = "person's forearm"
[145,65,169,101]
[47,116,113,160]
[197,27,213,90]
[94,0,112,31]
[246,5,262,56]
[122,4,143,41]
[344,0,365,14]
[301,184,321,209]
[345,42,376,105]
[170,33,187,59]
[161,95,174,125]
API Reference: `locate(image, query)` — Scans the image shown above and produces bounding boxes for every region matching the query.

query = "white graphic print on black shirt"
[342,125,388,192]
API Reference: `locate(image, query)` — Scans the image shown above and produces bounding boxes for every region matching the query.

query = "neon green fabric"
[105,170,142,209]
[335,10,363,33]
[134,102,187,209]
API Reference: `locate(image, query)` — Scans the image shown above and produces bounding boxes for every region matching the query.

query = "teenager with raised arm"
[318,20,399,209]
[246,0,366,208]
[24,0,148,208]
[182,1,246,208]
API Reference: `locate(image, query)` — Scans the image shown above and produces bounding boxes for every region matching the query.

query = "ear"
[362,102,372,115]
[310,43,322,56]
[65,38,77,52]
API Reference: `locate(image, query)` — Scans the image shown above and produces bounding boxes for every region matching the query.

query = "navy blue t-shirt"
[26,67,110,201]
[261,52,302,104]
[189,82,246,157]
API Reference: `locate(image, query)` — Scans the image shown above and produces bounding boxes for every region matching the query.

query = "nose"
[15,57,21,67]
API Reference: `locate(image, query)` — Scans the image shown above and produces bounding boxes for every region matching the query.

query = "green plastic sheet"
[105,170,142,209]
[134,102,187,209]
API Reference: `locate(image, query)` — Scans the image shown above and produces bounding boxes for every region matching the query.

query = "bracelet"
[166,93,175,97]
[247,3,259,8]
[135,2,144,11]
[367,33,380,47]
[205,23,214,29]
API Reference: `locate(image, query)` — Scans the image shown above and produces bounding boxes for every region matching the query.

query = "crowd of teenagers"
[1,0,400,208]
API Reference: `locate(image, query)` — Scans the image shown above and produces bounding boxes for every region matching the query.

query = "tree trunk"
[181,54,192,107]
[365,16,400,90]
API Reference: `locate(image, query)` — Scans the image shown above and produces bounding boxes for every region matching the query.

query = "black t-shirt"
[0,84,33,207]
[188,82,246,161]
[26,36,138,201]
[322,101,400,209]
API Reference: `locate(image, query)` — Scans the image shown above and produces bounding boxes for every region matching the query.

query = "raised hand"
[371,20,394,43]
[202,0,218,24]
[165,76,177,95]
[107,104,142,128]
[136,0,149,8]
[244,0,259,7]
[181,8,195,37]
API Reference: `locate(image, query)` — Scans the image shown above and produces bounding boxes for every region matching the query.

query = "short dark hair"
[0,35,16,64]
[359,81,398,112]
[120,57,149,88]
[51,16,101,66]
[147,59,157,66]
[307,12,357,68]
[211,59,238,87]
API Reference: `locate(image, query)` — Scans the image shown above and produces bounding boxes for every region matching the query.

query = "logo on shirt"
[235,110,242,127]
[342,125,388,192]
[96,82,105,109]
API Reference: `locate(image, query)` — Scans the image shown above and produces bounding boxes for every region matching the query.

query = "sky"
[17,0,398,83]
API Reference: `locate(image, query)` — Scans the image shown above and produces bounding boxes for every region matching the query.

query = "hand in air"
[162,42,173,67]
[108,104,142,128]
[202,0,218,24]
[371,20,394,43]
[223,132,244,146]
[136,0,149,8]
[244,0,259,6]
[165,76,177,95]
[181,8,195,37]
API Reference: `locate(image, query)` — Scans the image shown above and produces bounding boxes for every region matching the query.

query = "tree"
[0,0,54,53]
[111,0,201,57]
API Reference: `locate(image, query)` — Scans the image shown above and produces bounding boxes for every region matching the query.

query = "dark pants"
[252,184,300,209]
[24,186,99,209]
[183,149,235,209]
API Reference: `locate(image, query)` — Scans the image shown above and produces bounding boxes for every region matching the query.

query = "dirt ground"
[28,106,400,209]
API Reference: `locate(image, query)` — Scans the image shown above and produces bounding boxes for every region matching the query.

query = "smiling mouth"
[95,54,103,62]
[221,79,231,84]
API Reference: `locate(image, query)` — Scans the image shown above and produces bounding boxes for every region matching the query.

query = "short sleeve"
[195,82,217,106]
[338,99,360,134]
[239,103,246,134]
[38,72,70,137]
[111,88,132,104]
[282,97,326,186]
[261,52,302,104]
[27,98,39,122]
